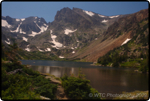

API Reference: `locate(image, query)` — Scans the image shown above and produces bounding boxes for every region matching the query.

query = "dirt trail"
[44,75,69,100]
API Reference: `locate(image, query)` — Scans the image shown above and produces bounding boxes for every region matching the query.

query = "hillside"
[97,10,149,72]
[67,9,148,63]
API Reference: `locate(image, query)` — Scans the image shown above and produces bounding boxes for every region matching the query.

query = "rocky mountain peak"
[54,7,75,22]
[2,7,147,61]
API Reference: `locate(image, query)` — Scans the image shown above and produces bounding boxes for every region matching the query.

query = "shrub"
[22,67,40,76]
[112,61,119,67]
[2,62,24,72]
[61,73,101,99]
[2,63,57,100]
[31,75,57,99]
[1,73,32,99]
[138,59,148,73]
[35,84,57,99]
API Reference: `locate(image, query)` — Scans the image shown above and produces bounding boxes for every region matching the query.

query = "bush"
[1,62,57,100]
[1,73,32,99]
[32,75,51,86]
[112,61,119,67]
[31,75,57,99]
[61,73,101,99]
[35,84,57,99]
[22,67,40,76]
[2,62,24,72]
[138,59,148,73]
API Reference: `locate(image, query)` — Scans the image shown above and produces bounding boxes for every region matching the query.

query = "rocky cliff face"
[2,16,48,50]
[2,16,48,35]
[2,7,122,58]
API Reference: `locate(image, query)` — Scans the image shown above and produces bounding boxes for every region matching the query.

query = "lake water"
[20,60,148,98]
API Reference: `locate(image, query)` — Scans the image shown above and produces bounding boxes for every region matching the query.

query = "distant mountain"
[2,16,48,36]
[2,16,48,50]
[2,7,123,58]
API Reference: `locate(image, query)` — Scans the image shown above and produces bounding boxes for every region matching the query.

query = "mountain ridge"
[66,8,148,62]
[2,7,148,62]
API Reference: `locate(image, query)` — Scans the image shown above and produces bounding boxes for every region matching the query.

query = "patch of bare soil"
[69,31,132,62]
[45,75,69,100]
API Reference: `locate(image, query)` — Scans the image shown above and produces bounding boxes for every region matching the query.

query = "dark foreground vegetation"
[98,17,149,73]
[2,60,57,99]
[1,43,101,100]
[61,71,101,99]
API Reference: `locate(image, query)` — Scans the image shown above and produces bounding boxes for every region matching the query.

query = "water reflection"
[31,66,80,77]
[81,68,148,94]
[30,65,148,95]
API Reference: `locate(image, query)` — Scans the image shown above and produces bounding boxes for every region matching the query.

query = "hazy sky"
[2,1,149,23]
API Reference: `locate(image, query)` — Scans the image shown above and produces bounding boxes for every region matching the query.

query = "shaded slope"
[67,9,148,62]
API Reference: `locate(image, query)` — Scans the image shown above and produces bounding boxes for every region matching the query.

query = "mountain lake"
[20,60,148,98]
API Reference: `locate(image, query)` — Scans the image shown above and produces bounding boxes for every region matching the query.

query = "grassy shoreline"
[91,62,149,74]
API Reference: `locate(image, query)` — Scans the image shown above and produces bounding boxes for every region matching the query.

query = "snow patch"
[51,40,63,48]
[72,51,75,54]
[101,19,108,23]
[16,22,22,32]
[35,17,37,19]
[71,47,74,49]
[5,38,10,44]
[25,45,30,52]
[28,22,48,37]
[50,30,53,34]
[22,37,28,42]
[34,22,48,32]
[64,29,77,35]
[109,15,119,18]
[98,14,106,17]
[28,31,40,37]
[40,26,48,32]
[37,47,44,52]
[25,48,30,51]
[121,38,131,46]
[11,22,22,33]
[19,28,26,34]
[50,30,63,48]
[51,34,57,39]
[2,19,12,28]
[83,10,94,16]
[43,24,47,26]
[16,19,20,21]
[21,18,25,21]
[59,56,64,58]
[45,48,51,51]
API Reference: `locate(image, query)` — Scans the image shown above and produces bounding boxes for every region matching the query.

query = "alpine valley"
[2,7,149,65]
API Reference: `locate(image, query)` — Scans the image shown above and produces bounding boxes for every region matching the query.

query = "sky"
[1,1,149,23]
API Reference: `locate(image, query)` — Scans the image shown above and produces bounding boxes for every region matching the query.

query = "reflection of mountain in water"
[30,65,148,99]
[31,66,79,77]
